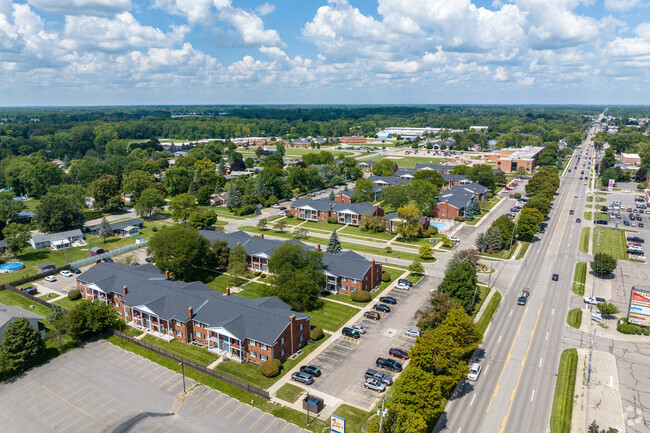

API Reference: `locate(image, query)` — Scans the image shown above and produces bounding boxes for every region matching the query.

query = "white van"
[468,363,481,381]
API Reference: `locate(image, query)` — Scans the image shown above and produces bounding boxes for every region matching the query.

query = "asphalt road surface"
[435,127,598,433]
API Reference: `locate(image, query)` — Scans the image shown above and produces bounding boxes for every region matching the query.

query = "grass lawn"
[480,242,519,260]
[515,242,530,260]
[572,262,587,296]
[211,207,249,220]
[381,156,444,168]
[216,334,330,389]
[339,225,395,242]
[22,198,41,211]
[593,227,628,260]
[477,290,502,335]
[206,272,232,293]
[275,384,304,404]
[308,301,359,332]
[237,282,269,300]
[406,273,424,285]
[53,297,82,312]
[579,228,590,253]
[596,197,607,202]
[567,309,582,329]
[141,334,220,366]
[583,211,592,221]
[106,336,327,432]
[465,196,502,226]
[595,212,609,221]
[550,348,578,433]
[0,290,51,317]
[330,405,372,433]
[38,292,59,301]
[471,286,491,318]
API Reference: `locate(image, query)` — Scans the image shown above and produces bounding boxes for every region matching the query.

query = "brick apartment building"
[482,147,544,173]
[621,153,641,166]
[78,262,309,364]
[432,183,489,219]
[340,136,367,144]
[289,199,384,226]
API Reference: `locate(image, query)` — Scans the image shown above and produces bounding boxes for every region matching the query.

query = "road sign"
[628,286,650,327]
[331,414,346,433]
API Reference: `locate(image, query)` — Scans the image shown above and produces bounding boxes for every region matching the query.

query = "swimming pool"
[430,222,447,230]
[0,262,25,273]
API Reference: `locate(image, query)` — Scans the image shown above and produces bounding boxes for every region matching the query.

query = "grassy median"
[566,309,582,329]
[579,228,590,253]
[572,262,587,296]
[477,290,502,335]
[550,348,578,433]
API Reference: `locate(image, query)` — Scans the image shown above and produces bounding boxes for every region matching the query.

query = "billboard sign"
[628,286,650,327]
[331,414,346,433]
[608,179,615,191]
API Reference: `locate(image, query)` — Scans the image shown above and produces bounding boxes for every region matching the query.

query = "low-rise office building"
[483,147,544,173]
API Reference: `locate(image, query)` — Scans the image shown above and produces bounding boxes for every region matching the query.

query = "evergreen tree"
[225,183,241,210]
[328,191,336,201]
[486,226,503,251]
[475,232,488,252]
[326,229,342,253]
[0,318,44,371]
[99,217,112,243]
[217,158,226,174]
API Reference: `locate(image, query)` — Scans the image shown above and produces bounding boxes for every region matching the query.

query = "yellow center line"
[142,365,165,378]
[238,406,255,424]
[40,385,107,427]
[499,303,544,433]
[486,303,529,414]
[117,353,138,367]
[149,369,172,384]
[544,191,571,260]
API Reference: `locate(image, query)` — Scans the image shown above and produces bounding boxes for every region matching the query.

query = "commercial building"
[621,153,641,166]
[77,263,309,364]
[340,136,367,144]
[482,147,544,173]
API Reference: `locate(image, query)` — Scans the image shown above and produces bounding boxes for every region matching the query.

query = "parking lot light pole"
[178,362,186,394]
[305,391,310,426]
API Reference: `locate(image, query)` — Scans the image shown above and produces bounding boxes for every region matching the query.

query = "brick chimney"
[465,194,467,199]
[289,314,295,355]
[226,287,230,295]
[96,259,100,264]
[165,270,170,280]
[123,285,128,295]
[188,307,193,319]
[317,244,321,251]
[260,234,264,239]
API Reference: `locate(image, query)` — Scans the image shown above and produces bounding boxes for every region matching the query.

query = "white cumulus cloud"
[28,0,132,16]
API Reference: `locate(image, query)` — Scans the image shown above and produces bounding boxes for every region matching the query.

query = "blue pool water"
[430,222,447,230]
[0,262,25,273]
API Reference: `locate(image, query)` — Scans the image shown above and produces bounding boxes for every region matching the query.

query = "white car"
[277,212,286,217]
[60,270,73,277]
[351,325,366,334]
[468,363,481,381]
[449,236,460,242]
[584,296,606,305]
[405,328,422,337]
[364,378,386,392]
[44,276,56,282]
[394,283,410,290]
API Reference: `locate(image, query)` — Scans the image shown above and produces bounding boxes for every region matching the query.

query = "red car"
[389,348,409,360]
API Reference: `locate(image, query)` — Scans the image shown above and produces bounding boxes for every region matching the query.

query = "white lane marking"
[531,390,535,402]
[539,358,543,368]
[484,364,489,377]
[552,308,555,315]
[509,310,513,318]
[546,332,549,341]
[457,428,462,433]
[470,394,476,406]
[498,335,502,344]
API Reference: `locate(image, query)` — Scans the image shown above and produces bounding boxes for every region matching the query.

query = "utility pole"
[178,362,186,395]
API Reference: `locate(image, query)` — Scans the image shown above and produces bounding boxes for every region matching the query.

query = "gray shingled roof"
[78,262,308,346]
[437,183,487,209]
[31,229,83,245]
[0,304,42,327]
[322,250,373,280]
[89,218,144,233]
[199,230,252,249]
[442,173,467,182]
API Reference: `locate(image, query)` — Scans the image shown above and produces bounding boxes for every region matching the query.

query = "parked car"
[389,348,409,360]
[627,236,644,243]
[576,218,581,223]
[405,328,422,337]
[351,325,366,334]
[510,208,520,213]
[397,279,412,287]
[145,257,153,263]
[299,365,321,377]
[44,276,56,282]
[21,287,38,296]
[584,297,607,305]
[394,283,410,290]
[277,212,286,217]
[449,236,460,242]
[291,372,314,385]
[364,311,381,320]
[102,257,114,263]
[365,368,393,386]
[376,357,403,372]
[506,213,516,219]
[624,220,631,226]
[640,223,644,228]
[379,296,397,305]
[60,270,73,277]
[374,304,391,313]
[628,249,644,255]
[364,378,386,392]
[342,327,361,338]
[467,363,482,381]
[70,267,81,274]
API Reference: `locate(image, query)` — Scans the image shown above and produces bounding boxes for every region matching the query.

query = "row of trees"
[516,167,561,241]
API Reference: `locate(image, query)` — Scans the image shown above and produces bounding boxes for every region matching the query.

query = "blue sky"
[0,0,649,106]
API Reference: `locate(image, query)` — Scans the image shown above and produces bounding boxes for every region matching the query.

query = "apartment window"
[260,355,268,361]
[280,349,286,357]
[249,339,257,347]
[249,350,257,358]
[259,343,267,350]
[299,324,304,331]
[280,337,285,345]
[176,330,183,336]
[195,331,201,338]
[299,334,304,342]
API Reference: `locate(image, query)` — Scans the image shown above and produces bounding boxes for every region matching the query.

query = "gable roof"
[90,218,144,233]
[31,229,83,244]
[322,250,373,280]
[78,262,308,345]
[0,304,42,328]
[199,230,252,249]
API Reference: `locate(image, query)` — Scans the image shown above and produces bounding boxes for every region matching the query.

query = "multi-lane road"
[435,123,599,433]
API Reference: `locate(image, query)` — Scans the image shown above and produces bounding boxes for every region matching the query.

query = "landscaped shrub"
[235,205,257,216]
[487,192,493,199]
[253,271,262,277]
[152,226,158,232]
[427,227,438,236]
[643,327,650,336]
[616,318,643,335]
[384,246,392,253]
[260,359,280,377]
[381,271,391,282]
[286,213,294,218]
[637,183,646,190]
[327,217,338,224]
[272,358,282,369]
[68,289,81,300]
[351,291,371,303]
[514,193,521,199]
[454,216,465,222]
[310,326,324,341]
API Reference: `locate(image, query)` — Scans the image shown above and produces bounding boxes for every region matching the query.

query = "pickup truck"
[517,289,530,306]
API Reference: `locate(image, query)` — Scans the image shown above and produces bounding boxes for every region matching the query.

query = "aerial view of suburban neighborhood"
[0,2,649,433]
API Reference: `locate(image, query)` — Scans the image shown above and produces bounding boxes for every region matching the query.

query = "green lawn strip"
[236,282,269,300]
[272,218,304,227]
[550,348,578,433]
[339,225,395,242]
[308,301,359,332]
[140,334,220,366]
[583,211,592,221]
[52,297,82,312]
[38,293,59,301]
[0,290,51,317]
[479,242,519,260]
[206,272,233,293]
[593,227,629,260]
[586,196,594,202]
[471,286,491,319]
[391,237,438,247]
[567,309,582,329]
[477,290,502,335]
[515,242,530,260]
[595,212,609,221]
[330,405,373,433]
[123,326,145,337]
[596,197,606,202]
[106,336,326,432]
[275,384,305,404]
[216,334,330,389]
[211,208,249,220]
[572,262,587,296]
[405,273,424,285]
[383,264,409,271]
[579,228,590,253]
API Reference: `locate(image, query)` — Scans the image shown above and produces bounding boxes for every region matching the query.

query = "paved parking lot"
[302,282,429,410]
[0,340,304,433]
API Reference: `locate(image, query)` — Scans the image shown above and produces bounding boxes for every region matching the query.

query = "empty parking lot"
[0,341,304,433]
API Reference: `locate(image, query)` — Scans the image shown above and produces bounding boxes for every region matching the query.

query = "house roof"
[199,231,314,259]
[0,304,42,328]
[441,173,467,182]
[291,199,380,216]
[384,212,428,224]
[78,262,308,346]
[394,169,417,177]
[368,176,411,187]
[437,183,488,209]
[31,229,83,244]
[199,230,252,249]
[322,250,373,280]
[90,218,144,233]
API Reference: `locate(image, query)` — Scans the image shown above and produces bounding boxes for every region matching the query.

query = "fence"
[70,240,148,268]
[1,283,68,314]
[107,329,270,399]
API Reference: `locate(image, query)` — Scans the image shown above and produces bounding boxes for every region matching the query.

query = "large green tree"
[352,178,375,203]
[147,225,214,280]
[0,318,44,371]
[134,187,165,218]
[227,244,248,286]
[34,192,84,233]
[326,229,342,253]
[437,262,477,312]
[416,292,462,332]
[591,252,617,275]
[122,170,155,200]
[163,166,193,196]
[381,185,410,210]
[395,206,421,240]
[168,193,196,223]
[91,174,121,210]
[2,223,31,256]
[67,300,120,342]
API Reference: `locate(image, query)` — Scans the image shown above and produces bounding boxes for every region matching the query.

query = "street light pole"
[178,362,186,394]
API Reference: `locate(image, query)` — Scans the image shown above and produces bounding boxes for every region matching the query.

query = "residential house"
[333,190,354,203]
[209,194,227,206]
[0,304,45,344]
[441,173,469,188]
[383,212,430,233]
[30,229,84,250]
[77,263,310,364]
[357,160,376,171]
[393,169,417,180]
[432,183,489,219]
[89,218,144,238]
